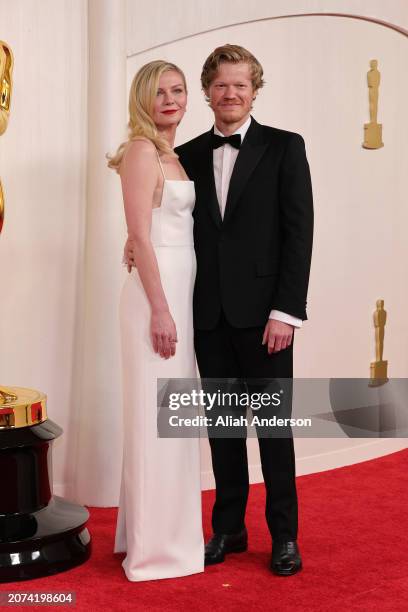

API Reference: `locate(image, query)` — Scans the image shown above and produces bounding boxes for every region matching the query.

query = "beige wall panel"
[126,0,408,57]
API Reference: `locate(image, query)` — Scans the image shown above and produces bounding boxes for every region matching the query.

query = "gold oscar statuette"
[363,59,384,149]
[0,41,18,413]
[0,41,46,425]
[369,299,388,386]
[0,40,14,233]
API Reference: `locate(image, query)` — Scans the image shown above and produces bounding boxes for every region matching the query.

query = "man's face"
[206,61,255,126]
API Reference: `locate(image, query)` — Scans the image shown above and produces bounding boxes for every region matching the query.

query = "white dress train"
[114,154,204,581]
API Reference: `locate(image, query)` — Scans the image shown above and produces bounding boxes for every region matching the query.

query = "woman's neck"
[158,125,177,149]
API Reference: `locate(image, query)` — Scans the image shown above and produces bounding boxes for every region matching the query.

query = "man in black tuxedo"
[175,45,313,576]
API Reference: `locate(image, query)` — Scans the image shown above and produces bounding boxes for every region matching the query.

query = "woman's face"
[152,70,187,130]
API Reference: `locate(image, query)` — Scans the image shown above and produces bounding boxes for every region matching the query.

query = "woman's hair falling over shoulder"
[107,60,187,173]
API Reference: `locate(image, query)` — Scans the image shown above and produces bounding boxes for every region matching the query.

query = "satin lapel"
[195,129,222,229]
[223,119,268,225]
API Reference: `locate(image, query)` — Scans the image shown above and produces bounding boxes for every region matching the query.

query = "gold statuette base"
[363,123,383,149]
[369,360,388,386]
[0,386,47,429]
[0,386,17,403]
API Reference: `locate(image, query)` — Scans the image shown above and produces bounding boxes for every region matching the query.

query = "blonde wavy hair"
[107,60,187,172]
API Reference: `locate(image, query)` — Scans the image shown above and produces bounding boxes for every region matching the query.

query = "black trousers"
[194,311,298,543]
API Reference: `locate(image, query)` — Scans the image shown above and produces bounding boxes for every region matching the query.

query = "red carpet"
[1,449,407,611]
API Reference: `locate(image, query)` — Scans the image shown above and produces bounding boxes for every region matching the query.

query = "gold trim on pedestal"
[0,386,48,429]
[0,386,18,402]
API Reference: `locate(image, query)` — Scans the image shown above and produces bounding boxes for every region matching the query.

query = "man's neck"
[215,114,250,136]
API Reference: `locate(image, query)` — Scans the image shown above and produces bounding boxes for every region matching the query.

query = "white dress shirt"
[213,116,302,328]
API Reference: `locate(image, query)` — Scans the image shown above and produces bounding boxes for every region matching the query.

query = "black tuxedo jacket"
[175,117,314,330]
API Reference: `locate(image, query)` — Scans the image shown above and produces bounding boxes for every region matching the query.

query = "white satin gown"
[114,154,204,581]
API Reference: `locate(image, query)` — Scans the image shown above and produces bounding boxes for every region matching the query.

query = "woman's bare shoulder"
[120,138,158,175]
[124,138,157,158]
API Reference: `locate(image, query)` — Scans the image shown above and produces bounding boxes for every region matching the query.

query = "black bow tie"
[211,133,241,150]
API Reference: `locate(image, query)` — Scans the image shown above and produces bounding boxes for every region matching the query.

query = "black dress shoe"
[204,528,248,566]
[271,541,302,576]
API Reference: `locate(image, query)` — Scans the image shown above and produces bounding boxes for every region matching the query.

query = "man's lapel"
[223,117,268,225]
[195,129,222,229]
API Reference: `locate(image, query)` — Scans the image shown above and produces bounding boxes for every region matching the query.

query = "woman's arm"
[120,140,177,359]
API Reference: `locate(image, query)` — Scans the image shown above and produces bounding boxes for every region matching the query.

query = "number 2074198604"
[0,592,76,606]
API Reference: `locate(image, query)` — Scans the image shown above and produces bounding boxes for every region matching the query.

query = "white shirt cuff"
[269,310,303,328]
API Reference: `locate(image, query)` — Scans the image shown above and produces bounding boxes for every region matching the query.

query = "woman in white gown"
[107,61,204,581]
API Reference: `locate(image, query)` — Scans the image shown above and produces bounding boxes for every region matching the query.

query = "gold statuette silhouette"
[0,40,14,233]
[363,59,384,149]
[369,299,388,386]
[0,41,15,403]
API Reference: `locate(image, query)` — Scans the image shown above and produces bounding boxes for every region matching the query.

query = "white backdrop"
[0,0,407,506]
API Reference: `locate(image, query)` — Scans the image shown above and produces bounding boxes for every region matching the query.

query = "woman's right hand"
[123,237,135,273]
[151,310,178,359]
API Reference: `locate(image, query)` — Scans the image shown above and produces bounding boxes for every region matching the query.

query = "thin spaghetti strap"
[156,149,166,180]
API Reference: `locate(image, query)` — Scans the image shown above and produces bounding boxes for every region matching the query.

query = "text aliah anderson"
[169,415,311,427]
